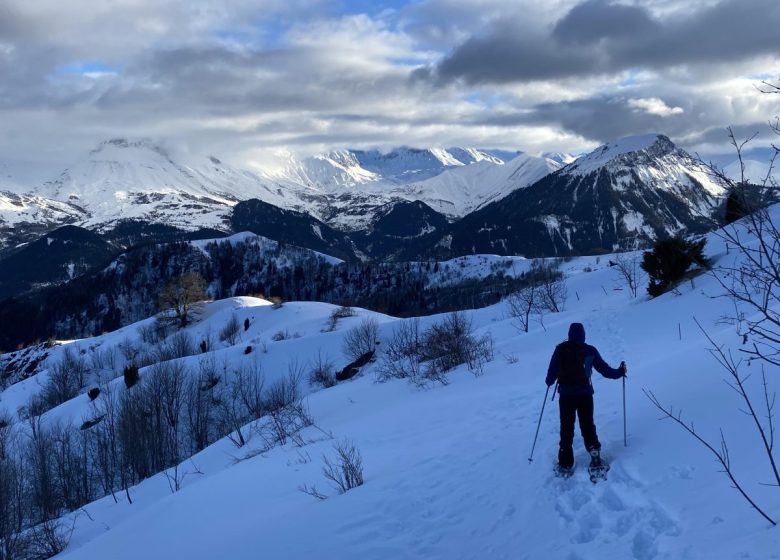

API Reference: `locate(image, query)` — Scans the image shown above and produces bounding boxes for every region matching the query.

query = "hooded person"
[546,322,626,472]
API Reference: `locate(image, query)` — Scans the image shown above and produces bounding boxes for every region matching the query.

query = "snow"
[9,141,551,235]
[3,174,780,560]
[395,153,561,217]
[568,134,667,175]
[724,159,778,185]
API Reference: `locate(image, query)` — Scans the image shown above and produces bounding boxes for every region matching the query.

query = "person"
[546,322,626,471]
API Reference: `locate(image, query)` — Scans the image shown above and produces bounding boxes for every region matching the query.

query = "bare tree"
[647,111,780,527]
[612,252,642,298]
[537,264,567,313]
[646,390,776,526]
[505,284,542,333]
[158,272,209,328]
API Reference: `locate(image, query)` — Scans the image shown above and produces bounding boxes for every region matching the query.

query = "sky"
[0,0,779,174]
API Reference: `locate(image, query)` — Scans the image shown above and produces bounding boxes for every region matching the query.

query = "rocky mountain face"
[449,134,729,256]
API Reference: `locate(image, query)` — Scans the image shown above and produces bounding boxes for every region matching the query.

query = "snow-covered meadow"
[2,210,779,560]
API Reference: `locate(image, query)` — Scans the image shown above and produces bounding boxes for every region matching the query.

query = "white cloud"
[0,0,777,170]
[627,97,684,117]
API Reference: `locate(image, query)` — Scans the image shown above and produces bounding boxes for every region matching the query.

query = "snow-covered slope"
[724,158,778,185]
[395,152,561,217]
[259,146,535,230]
[540,151,578,166]
[36,139,298,232]
[3,208,780,559]
[0,190,87,251]
[265,146,509,191]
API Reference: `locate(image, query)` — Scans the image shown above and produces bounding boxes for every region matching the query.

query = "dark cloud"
[552,0,658,45]
[423,0,780,85]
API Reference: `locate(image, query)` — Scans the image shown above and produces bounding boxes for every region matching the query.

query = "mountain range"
[0,133,739,301]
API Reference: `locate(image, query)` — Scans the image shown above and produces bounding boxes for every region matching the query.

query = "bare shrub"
[28,347,89,416]
[118,338,140,366]
[377,319,423,383]
[28,518,73,559]
[309,350,336,388]
[272,330,290,342]
[324,306,354,332]
[420,312,493,380]
[261,365,312,448]
[342,318,379,362]
[216,361,265,448]
[139,320,170,345]
[219,313,241,345]
[155,331,196,362]
[322,439,364,494]
[379,314,493,385]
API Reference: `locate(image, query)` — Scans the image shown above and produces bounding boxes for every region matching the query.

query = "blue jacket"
[545,323,624,396]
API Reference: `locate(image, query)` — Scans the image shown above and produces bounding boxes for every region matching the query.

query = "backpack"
[556,341,588,387]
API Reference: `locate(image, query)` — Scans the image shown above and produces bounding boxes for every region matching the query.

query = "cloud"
[422,0,780,85]
[0,0,778,171]
[627,97,683,116]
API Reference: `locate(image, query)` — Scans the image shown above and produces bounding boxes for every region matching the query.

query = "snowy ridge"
[396,153,561,217]
[1,208,778,558]
[37,139,296,232]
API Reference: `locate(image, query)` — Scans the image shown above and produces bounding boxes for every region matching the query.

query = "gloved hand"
[546,379,555,387]
[619,361,628,377]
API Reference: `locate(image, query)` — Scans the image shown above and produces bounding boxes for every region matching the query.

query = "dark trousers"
[558,394,600,467]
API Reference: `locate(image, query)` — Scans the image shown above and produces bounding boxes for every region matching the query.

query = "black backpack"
[556,341,588,386]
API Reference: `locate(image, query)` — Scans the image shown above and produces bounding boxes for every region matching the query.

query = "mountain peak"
[565,133,675,175]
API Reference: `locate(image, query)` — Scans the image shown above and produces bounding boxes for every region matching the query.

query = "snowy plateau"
[1,206,779,559]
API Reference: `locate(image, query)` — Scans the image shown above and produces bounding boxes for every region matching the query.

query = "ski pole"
[528,385,551,463]
[551,381,558,402]
[621,362,627,447]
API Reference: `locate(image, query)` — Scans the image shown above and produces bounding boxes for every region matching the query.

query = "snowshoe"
[587,449,610,483]
[553,462,576,478]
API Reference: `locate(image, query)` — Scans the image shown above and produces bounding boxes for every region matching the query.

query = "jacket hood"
[568,322,586,344]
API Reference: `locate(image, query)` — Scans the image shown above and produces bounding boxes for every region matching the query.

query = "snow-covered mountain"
[265,147,552,223]
[264,146,509,191]
[0,190,87,252]
[395,152,561,217]
[37,139,299,232]
[450,134,730,256]
[1,209,778,559]
[540,151,578,166]
[7,141,544,238]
